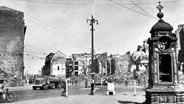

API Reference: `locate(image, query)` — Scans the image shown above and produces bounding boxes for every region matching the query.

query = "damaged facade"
[0,6,26,85]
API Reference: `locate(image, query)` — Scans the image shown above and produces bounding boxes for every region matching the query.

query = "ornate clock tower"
[144,2,184,104]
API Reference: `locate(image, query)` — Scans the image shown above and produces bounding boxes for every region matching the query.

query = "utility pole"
[87,15,98,95]
[87,15,98,78]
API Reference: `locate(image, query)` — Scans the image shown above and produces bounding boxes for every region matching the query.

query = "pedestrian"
[89,78,95,95]
[85,77,88,88]
[61,80,67,97]
[125,77,128,86]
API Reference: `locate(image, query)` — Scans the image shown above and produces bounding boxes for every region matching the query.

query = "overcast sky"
[1,0,184,74]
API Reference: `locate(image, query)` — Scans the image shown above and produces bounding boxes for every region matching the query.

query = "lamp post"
[87,15,98,95]
[87,15,98,76]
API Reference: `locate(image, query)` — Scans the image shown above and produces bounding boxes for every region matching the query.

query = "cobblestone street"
[9,91,145,104]
[7,85,145,104]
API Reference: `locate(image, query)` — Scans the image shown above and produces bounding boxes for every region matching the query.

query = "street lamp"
[87,15,98,95]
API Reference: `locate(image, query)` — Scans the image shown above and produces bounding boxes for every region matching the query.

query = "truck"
[32,76,64,90]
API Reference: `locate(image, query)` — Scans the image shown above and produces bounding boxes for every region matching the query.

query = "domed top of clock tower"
[150,2,173,35]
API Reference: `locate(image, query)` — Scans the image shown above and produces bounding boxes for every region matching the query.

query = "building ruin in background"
[176,25,184,65]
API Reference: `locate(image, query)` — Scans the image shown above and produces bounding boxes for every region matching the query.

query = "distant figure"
[61,80,67,97]
[125,77,128,86]
[75,80,78,85]
[85,77,88,88]
[28,79,33,85]
[89,79,95,95]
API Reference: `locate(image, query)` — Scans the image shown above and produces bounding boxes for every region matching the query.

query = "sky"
[1,0,184,74]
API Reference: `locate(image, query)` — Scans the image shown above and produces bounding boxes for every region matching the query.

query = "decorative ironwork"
[157,1,164,19]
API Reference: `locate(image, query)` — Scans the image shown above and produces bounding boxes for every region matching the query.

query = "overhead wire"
[163,0,182,3]
[24,16,72,45]
[25,14,91,49]
[9,0,158,5]
[102,0,158,52]
[11,0,182,5]
[24,32,55,60]
[24,53,46,60]
[100,0,157,47]
[0,50,45,60]
[108,0,157,20]
[128,0,157,19]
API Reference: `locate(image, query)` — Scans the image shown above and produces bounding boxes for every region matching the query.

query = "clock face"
[157,36,172,51]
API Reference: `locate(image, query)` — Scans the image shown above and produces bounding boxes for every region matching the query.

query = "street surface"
[7,84,145,104]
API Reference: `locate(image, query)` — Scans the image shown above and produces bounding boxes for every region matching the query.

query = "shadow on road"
[12,88,64,102]
[118,100,142,104]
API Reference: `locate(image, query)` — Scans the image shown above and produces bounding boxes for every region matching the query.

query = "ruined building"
[0,6,26,85]
[176,24,184,63]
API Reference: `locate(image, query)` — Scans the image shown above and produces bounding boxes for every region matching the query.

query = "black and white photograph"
[0,0,184,104]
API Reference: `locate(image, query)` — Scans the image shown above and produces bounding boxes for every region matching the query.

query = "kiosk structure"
[107,82,115,95]
[144,2,184,104]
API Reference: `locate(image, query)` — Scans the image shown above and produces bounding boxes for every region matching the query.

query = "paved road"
[9,85,145,102]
